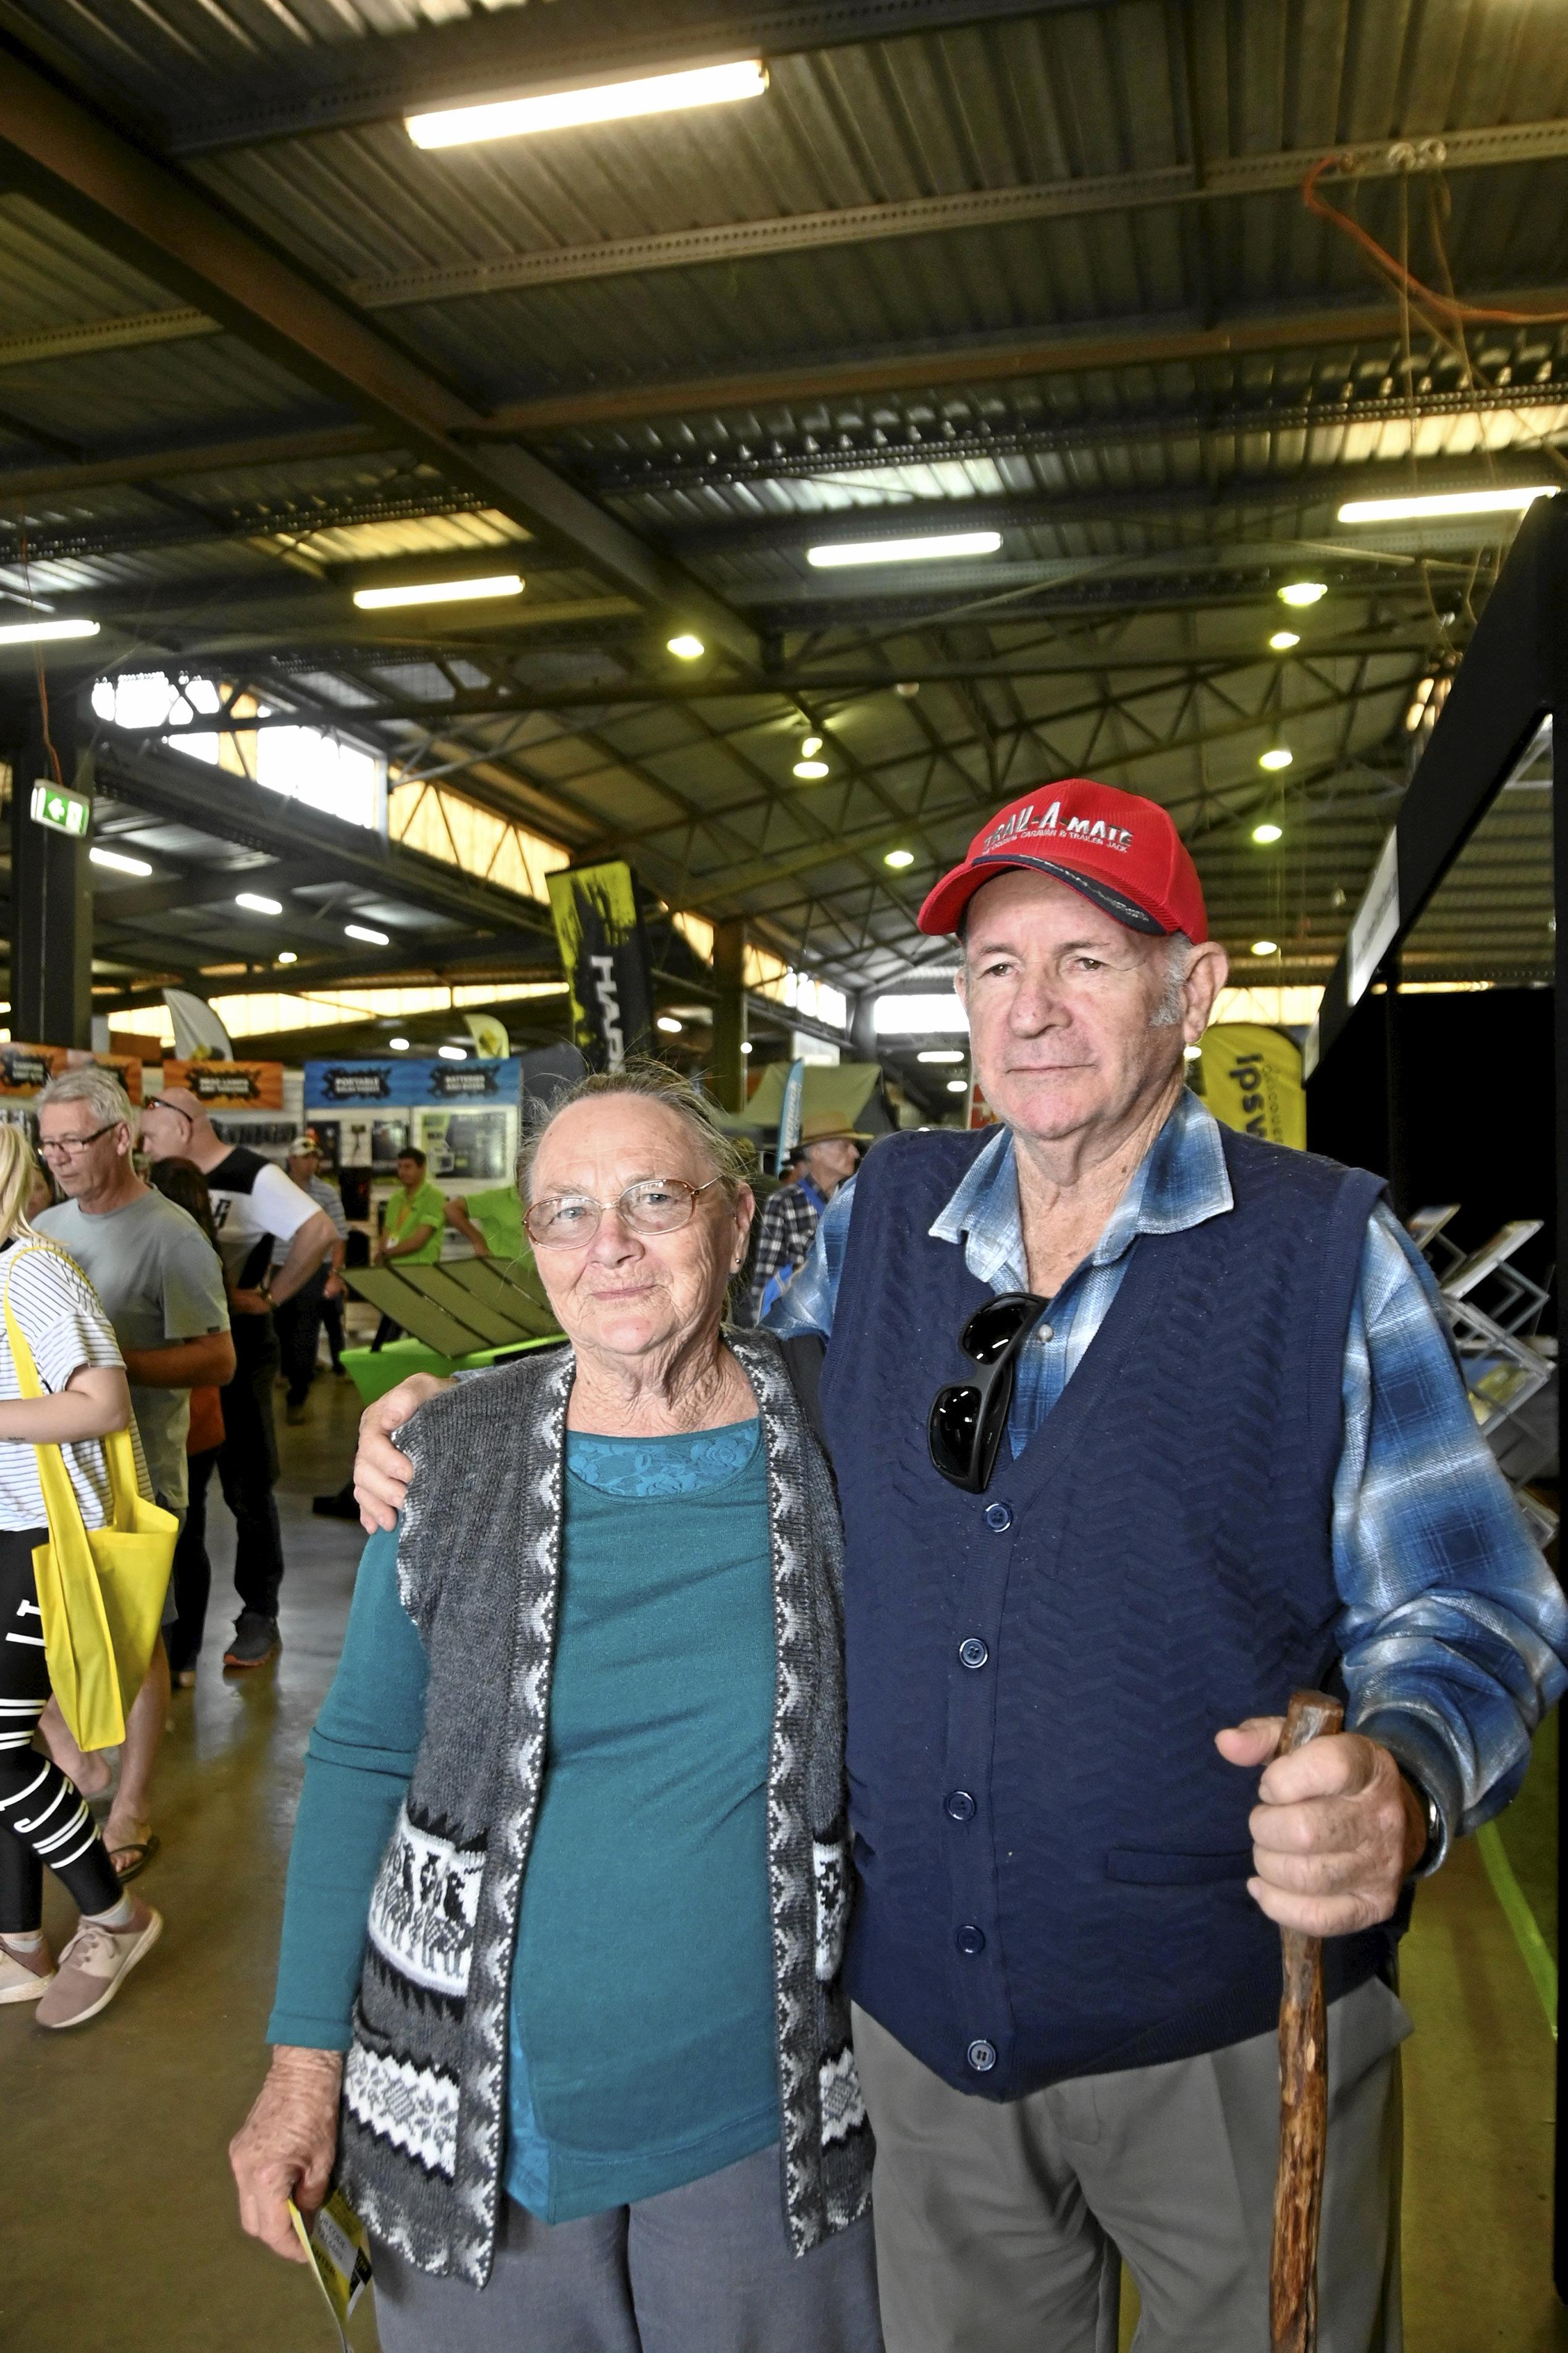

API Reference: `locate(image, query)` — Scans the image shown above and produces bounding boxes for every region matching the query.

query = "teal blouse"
[268,1417,782,2221]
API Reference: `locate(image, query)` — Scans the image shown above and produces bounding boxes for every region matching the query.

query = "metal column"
[6,699,91,1049]
[710,917,746,1113]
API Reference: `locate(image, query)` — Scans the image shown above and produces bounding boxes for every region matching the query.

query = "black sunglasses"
[928,1292,1053,1493]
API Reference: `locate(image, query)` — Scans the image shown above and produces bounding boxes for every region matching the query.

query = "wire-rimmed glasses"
[523,1174,726,1250]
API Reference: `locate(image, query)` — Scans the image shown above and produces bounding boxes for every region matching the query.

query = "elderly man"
[141,1088,337,1670]
[746,1112,866,1322]
[33,1067,234,1874]
[353,780,1566,2352]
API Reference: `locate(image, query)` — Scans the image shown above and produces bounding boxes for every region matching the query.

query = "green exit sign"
[29,780,90,839]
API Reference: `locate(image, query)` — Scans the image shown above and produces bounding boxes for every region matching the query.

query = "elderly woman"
[230,1065,880,2352]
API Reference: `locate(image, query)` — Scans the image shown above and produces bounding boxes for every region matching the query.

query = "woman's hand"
[355,1374,452,1530]
[230,2047,344,2262]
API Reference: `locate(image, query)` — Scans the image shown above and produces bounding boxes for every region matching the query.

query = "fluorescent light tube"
[236,891,283,915]
[345,923,390,945]
[90,846,153,876]
[353,573,523,611]
[437,1044,468,1060]
[0,616,99,645]
[408,60,768,150]
[808,532,1003,569]
[1338,486,1556,524]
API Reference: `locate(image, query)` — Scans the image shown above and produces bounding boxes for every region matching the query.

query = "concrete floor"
[0,1368,1562,2350]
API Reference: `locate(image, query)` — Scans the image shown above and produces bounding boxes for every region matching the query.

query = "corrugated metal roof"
[0,0,1561,1012]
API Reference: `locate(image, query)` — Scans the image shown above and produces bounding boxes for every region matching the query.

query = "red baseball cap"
[916,779,1208,942]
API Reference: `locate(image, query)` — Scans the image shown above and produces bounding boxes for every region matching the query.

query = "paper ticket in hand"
[289,2189,373,2348]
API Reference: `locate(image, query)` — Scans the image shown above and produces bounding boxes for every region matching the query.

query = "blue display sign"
[305,1056,524,1107]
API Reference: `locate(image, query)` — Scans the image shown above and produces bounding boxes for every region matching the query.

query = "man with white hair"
[35,1065,233,1874]
[140,1086,335,1671]
[353,778,1567,2349]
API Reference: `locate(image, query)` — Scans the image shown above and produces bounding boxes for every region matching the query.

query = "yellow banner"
[1198,1024,1305,1150]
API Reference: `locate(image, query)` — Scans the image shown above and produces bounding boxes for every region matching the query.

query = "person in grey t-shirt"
[33,1067,234,1882]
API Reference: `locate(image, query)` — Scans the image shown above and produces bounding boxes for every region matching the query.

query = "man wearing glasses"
[140,1087,337,1671]
[350,778,1567,2350]
[34,1067,234,1877]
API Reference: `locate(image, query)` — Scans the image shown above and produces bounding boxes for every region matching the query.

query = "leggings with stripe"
[0,1525,120,1933]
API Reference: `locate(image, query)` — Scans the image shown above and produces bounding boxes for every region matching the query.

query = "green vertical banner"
[547,861,656,1072]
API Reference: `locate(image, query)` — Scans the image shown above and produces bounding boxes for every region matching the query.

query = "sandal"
[109,1833,161,1884]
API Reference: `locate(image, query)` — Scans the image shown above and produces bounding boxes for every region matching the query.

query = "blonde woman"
[0,1126,162,2027]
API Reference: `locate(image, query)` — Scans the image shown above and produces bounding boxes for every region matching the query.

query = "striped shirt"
[0,1240,151,1530]
[271,1172,349,1269]
[769,1089,1568,1857]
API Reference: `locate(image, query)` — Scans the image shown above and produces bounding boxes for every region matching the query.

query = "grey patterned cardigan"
[334,1330,872,2286]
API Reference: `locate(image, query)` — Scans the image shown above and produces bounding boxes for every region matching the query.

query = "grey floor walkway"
[1,1368,1562,2350]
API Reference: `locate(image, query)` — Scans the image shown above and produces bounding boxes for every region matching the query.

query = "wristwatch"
[1399,1768,1443,1875]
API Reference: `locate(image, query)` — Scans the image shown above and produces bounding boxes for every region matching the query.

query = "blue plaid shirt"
[770,1090,1568,1861]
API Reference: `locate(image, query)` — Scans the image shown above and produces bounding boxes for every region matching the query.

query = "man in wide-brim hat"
[747,1109,871,1322]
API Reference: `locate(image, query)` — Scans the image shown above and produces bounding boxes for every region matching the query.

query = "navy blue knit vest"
[819,1120,1393,2102]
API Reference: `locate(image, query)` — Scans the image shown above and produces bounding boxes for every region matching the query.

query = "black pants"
[321,1290,345,1372]
[274,1267,327,1408]
[214,1315,286,1622]
[0,1527,122,1933]
[167,1448,220,1678]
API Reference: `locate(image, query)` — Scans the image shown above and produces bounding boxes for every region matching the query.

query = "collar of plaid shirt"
[929,1083,1233,1296]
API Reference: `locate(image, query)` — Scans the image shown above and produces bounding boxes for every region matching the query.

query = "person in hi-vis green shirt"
[375,1147,447,1267]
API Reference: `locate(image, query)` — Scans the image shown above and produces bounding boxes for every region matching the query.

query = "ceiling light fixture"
[1338,485,1556,524]
[917,1050,965,1065]
[655,1015,683,1034]
[1183,1043,1203,1062]
[1252,939,1279,958]
[884,848,915,869]
[236,890,283,915]
[1252,821,1283,844]
[1278,581,1327,607]
[946,1078,968,1094]
[1258,747,1293,772]
[667,633,706,659]
[345,922,390,945]
[808,531,1002,569]
[793,758,829,780]
[89,846,152,877]
[353,573,523,611]
[1268,630,1300,651]
[798,735,823,758]
[389,1036,410,1050]
[740,1041,752,1055]
[407,59,769,150]
[437,1043,468,1061]
[0,616,100,646]
[277,951,298,966]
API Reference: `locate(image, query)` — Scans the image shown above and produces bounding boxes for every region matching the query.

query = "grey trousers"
[853,1975,1410,2353]
[372,2143,884,2353]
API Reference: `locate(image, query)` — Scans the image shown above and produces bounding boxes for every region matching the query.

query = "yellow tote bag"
[3,1246,179,1751]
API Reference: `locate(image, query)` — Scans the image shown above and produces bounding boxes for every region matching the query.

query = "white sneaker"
[35,1900,161,2029]
[0,1936,56,2003]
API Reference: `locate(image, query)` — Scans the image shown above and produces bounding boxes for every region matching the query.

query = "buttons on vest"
[967,2038,997,2073]
[983,1501,1013,1532]
[944,1789,977,1822]
[955,1923,986,1956]
[957,1637,989,1671]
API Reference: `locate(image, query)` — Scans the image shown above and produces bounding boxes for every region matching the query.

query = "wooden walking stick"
[1269,1688,1344,2353]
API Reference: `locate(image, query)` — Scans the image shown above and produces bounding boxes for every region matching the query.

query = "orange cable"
[1301,155,1568,326]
